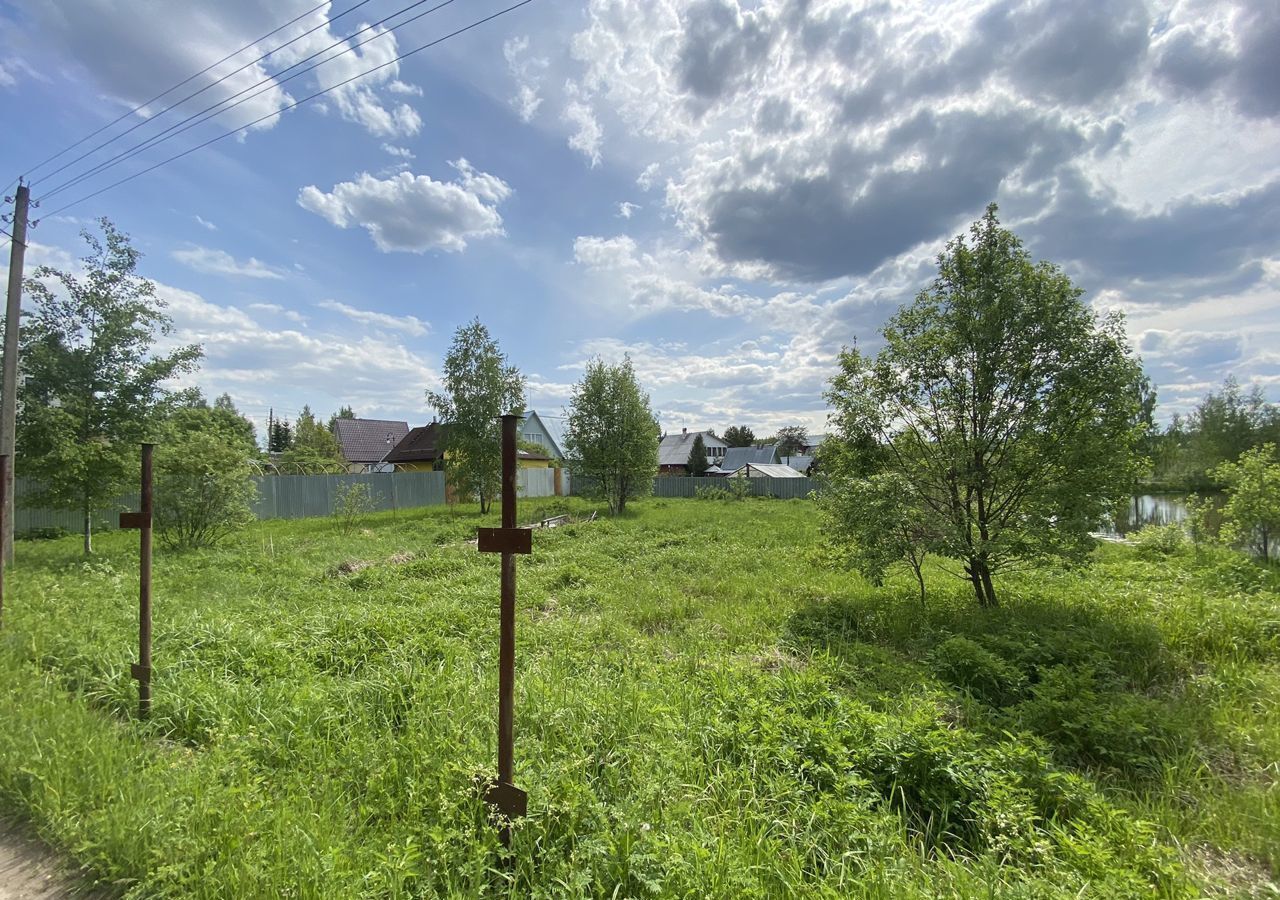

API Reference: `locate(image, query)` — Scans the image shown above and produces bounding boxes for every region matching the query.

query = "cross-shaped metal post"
[119,443,154,718]
[476,414,529,847]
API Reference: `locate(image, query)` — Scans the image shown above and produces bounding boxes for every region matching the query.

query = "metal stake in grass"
[0,453,7,627]
[477,414,530,848]
[119,443,154,718]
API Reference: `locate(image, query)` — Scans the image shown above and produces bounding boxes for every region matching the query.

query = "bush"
[333,483,376,534]
[1132,522,1185,556]
[154,431,257,550]
[930,636,1026,706]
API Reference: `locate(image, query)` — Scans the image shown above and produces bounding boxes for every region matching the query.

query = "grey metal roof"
[721,444,779,472]
[334,418,410,463]
[658,430,727,466]
[729,463,805,478]
[780,454,814,472]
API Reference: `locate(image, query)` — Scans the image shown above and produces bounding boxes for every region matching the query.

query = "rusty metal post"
[120,444,154,718]
[0,453,7,627]
[476,414,529,848]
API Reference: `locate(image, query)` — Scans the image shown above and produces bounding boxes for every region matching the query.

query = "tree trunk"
[912,563,926,606]
[82,498,92,555]
[967,556,998,608]
[979,563,998,608]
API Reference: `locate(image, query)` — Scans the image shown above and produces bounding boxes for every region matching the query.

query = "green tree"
[153,429,257,550]
[820,472,938,605]
[564,356,659,514]
[775,425,808,458]
[426,319,525,513]
[169,391,257,451]
[268,418,293,453]
[327,405,356,433]
[1211,444,1280,560]
[17,218,202,554]
[687,433,710,476]
[282,405,344,469]
[823,205,1144,607]
[722,424,755,447]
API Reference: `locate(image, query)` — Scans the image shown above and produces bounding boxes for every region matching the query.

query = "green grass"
[0,497,1277,897]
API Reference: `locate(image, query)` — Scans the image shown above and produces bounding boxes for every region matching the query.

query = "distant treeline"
[1147,377,1279,490]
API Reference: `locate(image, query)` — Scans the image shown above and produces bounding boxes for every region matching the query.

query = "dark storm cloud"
[676,0,774,107]
[703,109,1086,281]
[1152,2,1280,119]
[1139,331,1244,373]
[1031,175,1280,284]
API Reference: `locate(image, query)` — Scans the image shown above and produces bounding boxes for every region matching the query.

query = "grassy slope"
[0,498,1276,898]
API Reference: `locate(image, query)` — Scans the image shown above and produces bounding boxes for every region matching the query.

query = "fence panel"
[649,475,819,499]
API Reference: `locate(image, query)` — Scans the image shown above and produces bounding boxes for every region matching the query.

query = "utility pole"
[1,182,31,566]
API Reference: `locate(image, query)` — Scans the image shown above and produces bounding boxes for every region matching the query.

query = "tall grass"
[0,498,1276,897]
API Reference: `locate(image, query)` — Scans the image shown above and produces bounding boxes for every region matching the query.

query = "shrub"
[930,636,1026,706]
[333,483,376,534]
[1132,522,1185,556]
[153,431,257,550]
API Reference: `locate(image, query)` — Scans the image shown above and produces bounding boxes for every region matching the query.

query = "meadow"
[0,497,1276,898]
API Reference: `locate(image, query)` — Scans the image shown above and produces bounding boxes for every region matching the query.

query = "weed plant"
[0,499,1276,897]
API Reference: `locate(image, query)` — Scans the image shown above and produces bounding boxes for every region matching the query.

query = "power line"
[37,0,399,197]
[38,0,538,221]
[16,1,334,190]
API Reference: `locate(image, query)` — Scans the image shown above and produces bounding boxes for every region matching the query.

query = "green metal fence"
[568,475,819,500]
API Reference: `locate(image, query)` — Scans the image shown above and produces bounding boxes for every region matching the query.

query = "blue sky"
[1,0,1278,441]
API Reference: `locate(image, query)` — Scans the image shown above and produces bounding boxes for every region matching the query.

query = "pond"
[1103,493,1276,561]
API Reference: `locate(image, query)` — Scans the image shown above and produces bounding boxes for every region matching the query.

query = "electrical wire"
[38,0,538,221]
[17,1,334,188]
[37,0,467,202]
[35,0,389,194]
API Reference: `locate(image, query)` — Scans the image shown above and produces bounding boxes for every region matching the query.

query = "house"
[720,444,780,473]
[728,462,805,478]
[333,417,409,472]
[520,410,567,461]
[384,422,554,472]
[802,434,828,454]
[780,454,815,475]
[658,428,728,475]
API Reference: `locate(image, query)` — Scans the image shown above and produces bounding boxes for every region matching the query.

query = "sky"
[0,0,1277,442]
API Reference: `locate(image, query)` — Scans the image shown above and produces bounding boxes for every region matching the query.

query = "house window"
[524,432,543,445]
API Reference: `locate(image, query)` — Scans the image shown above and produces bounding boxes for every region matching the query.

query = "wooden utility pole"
[477,414,529,847]
[1,182,30,566]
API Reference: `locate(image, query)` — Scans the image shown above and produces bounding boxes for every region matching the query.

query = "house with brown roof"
[333,417,409,472]
[384,422,553,472]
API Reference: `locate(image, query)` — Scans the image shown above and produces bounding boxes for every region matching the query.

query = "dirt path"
[0,819,107,899]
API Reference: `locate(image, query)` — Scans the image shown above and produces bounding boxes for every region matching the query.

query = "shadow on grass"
[785,585,1221,782]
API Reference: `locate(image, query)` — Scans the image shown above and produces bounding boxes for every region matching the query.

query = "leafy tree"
[1211,444,1280,560]
[688,433,710,476]
[17,218,202,554]
[564,355,660,514]
[153,428,257,550]
[426,319,525,513]
[823,205,1144,607]
[171,391,256,451]
[327,405,356,434]
[282,405,344,469]
[775,425,808,458]
[722,424,755,447]
[820,472,939,605]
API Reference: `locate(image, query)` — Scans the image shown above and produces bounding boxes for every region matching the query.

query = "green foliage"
[1212,443,1280,559]
[693,477,750,501]
[1,501,1277,896]
[426,319,525,513]
[563,355,659,514]
[17,218,203,553]
[332,482,376,534]
[824,205,1145,607]
[820,471,938,604]
[153,429,257,550]
[1132,522,1187,557]
[268,416,293,452]
[1152,377,1279,488]
[168,393,257,453]
[281,405,344,470]
[327,405,356,433]
[687,433,709,476]
[721,424,755,447]
[774,424,807,458]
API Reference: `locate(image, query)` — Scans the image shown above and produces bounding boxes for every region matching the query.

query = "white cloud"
[194,215,218,231]
[247,302,307,325]
[0,61,16,89]
[562,82,603,166]
[24,1,422,140]
[504,35,550,123]
[617,201,641,219]
[171,246,286,279]
[297,160,512,253]
[381,144,415,159]
[318,299,429,337]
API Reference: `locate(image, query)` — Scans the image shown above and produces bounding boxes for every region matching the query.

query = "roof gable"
[721,444,780,472]
[334,418,410,463]
[658,430,727,466]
